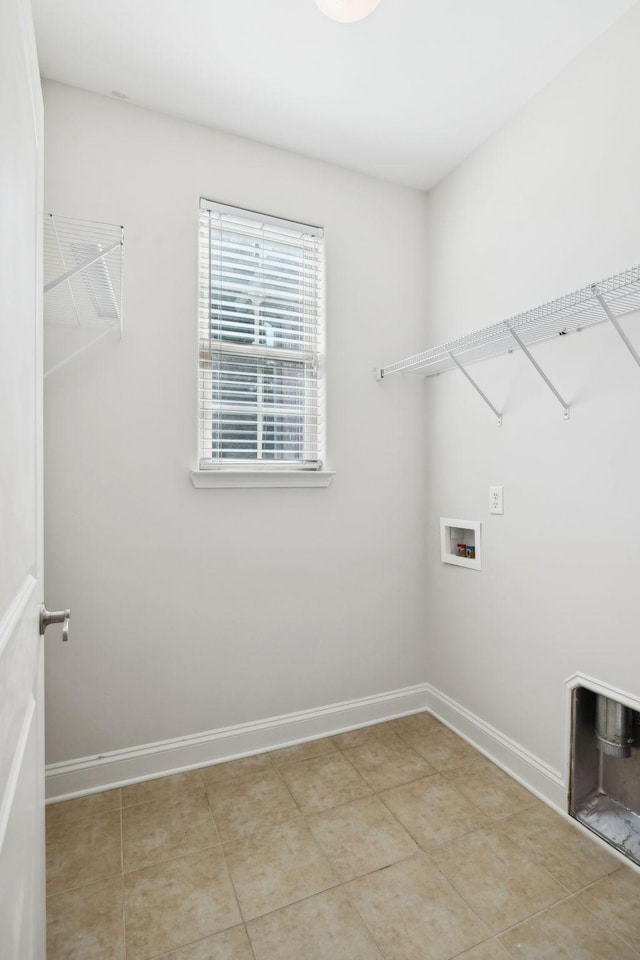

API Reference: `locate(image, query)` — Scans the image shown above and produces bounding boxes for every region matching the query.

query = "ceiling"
[32,0,637,191]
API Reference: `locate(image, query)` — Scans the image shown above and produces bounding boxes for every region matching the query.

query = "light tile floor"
[46,712,640,960]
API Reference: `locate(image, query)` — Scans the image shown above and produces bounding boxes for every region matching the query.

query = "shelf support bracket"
[44,239,122,295]
[510,329,570,419]
[596,294,640,370]
[447,351,502,426]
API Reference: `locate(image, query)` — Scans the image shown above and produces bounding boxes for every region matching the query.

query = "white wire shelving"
[375,265,640,424]
[43,215,124,377]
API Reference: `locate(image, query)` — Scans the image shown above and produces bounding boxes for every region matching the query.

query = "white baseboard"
[45,680,569,810]
[45,683,430,801]
[424,683,568,811]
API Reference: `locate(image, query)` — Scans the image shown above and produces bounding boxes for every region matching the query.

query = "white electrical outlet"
[489,485,504,515]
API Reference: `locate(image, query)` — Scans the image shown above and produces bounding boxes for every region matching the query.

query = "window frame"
[192,198,333,489]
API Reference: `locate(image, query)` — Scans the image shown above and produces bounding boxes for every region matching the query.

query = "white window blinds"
[198,199,325,469]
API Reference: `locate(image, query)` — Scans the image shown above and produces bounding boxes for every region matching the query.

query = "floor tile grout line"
[424,836,574,938]
[494,881,640,956]
[573,864,627,898]
[49,713,640,959]
[317,882,386,959]
[46,865,124,899]
[451,819,576,901]
[43,725,547,897]
[218,837,248,930]
[119,802,126,960]
[231,861,346,926]
[410,806,555,857]
[50,788,267,894]
[369,768,440,793]
[202,782,221,847]
[120,787,206,811]
[336,742,400,793]
[376,793,493,856]
[491,890,582,939]
[42,713,433,805]
[235,866,378,929]
[45,806,124,840]
[205,781,306,846]
[414,847,497,937]
[121,795,221,873]
[342,744,439,789]
[336,856,426,958]
[573,883,640,958]
[272,761,306,818]
[200,762,274,789]
[43,802,615,927]
[245,921,260,960]
[46,868,126,900]
[218,790,411,855]
[219,813,308,851]
[359,754,528,853]
[206,764,439,831]
[122,841,224,877]
[482,813,623,893]
[120,774,208,810]
[368,787,432,852]
[470,797,542,827]
[217,789,270,927]
[349,800,577,942]
[204,741,528,851]
[48,720,432,947]
[270,738,341,767]
[139,920,253,960]
[54,853,432,959]
[608,930,640,959]
[276,754,374,816]
[45,801,123,830]
[119,804,124,873]
[450,936,510,960]
[121,849,247,959]
[203,763,302,820]
[428,766,541,827]
[568,862,624,894]
[493,890,640,957]
[45,713,453,818]
[515,849,573,899]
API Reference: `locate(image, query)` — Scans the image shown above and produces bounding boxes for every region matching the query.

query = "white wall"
[424,2,640,784]
[43,82,430,765]
[45,1,640,794]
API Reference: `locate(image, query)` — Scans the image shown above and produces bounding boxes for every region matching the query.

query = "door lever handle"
[40,604,71,642]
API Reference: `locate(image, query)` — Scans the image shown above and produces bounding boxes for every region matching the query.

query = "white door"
[0,0,46,956]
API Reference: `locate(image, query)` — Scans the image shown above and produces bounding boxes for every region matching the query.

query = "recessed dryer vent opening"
[570,685,640,867]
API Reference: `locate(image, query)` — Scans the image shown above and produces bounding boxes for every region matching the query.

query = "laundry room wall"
[42,80,430,777]
[423,2,640,802]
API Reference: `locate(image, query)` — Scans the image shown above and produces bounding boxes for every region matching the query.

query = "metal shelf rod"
[375,264,640,384]
[510,328,570,420]
[596,294,640,370]
[44,238,121,295]
[51,215,81,326]
[447,351,502,426]
[43,323,118,381]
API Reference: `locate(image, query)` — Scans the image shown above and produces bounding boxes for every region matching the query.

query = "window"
[198,199,325,473]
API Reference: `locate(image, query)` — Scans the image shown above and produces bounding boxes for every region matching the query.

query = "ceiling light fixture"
[314,0,382,23]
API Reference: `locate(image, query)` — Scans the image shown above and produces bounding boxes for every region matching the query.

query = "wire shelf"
[378,265,640,379]
[44,215,124,377]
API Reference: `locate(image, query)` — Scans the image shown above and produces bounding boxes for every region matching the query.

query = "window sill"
[190,469,335,489]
